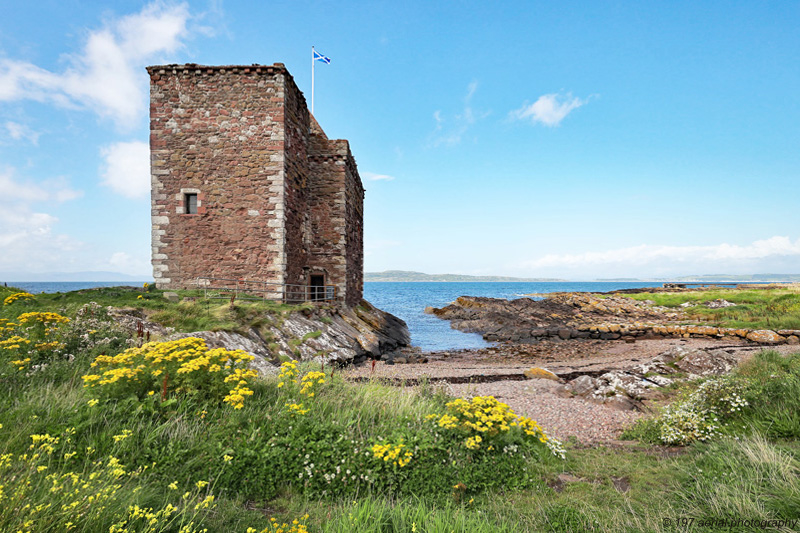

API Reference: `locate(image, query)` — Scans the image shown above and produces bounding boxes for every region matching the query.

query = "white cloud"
[510,92,588,126]
[0,2,191,129]
[100,141,150,199]
[363,172,395,181]
[5,121,40,144]
[518,236,800,278]
[0,168,82,203]
[0,170,83,272]
[429,81,487,147]
[108,251,151,275]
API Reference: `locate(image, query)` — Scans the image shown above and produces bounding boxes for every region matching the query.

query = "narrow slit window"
[185,193,198,214]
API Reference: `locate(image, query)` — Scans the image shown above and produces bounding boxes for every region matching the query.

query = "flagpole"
[311,46,315,116]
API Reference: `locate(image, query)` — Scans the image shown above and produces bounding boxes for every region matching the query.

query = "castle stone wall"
[149,63,364,306]
[343,145,365,307]
[149,64,290,288]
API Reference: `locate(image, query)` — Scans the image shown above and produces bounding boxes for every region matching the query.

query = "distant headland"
[364,270,567,282]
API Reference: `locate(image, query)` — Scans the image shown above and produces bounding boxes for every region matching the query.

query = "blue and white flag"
[313,49,331,64]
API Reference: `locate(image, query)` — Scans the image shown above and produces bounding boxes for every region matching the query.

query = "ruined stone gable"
[148,63,364,307]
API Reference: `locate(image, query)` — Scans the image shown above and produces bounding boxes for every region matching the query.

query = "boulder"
[674,349,738,376]
[746,330,784,344]
[597,371,659,400]
[601,395,640,411]
[565,375,600,396]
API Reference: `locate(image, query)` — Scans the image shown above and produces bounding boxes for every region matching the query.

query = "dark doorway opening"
[309,275,325,301]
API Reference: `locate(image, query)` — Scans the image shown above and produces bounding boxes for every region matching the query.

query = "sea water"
[5,280,663,352]
[364,281,663,351]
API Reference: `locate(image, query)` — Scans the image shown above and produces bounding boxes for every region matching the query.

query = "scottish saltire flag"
[313,50,331,64]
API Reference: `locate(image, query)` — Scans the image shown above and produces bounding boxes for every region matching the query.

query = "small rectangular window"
[185,193,198,214]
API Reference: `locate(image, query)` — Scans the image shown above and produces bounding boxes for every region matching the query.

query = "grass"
[621,287,800,330]
[4,353,799,531]
[3,287,800,531]
[0,284,314,335]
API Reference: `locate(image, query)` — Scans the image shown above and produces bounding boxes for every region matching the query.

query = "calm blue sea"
[364,281,664,351]
[6,281,150,294]
[7,280,664,352]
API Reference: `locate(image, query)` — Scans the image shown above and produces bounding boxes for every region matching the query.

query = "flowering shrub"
[82,337,259,408]
[3,292,34,306]
[17,311,70,327]
[0,312,70,375]
[277,359,299,388]
[0,426,242,533]
[285,402,309,416]
[658,377,749,445]
[299,371,325,397]
[247,515,310,533]
[427,396,566,458]
[58,302,131,360]
[372,441,413,467]
[275,361,330,416]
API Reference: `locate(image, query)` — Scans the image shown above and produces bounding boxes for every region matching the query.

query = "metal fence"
[196,276,337,304]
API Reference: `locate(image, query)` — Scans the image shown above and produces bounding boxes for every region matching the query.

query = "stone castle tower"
[147,63,364,307]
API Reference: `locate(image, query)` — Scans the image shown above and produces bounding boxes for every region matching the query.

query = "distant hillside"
[0,271,151,282]
[365,270,566,282]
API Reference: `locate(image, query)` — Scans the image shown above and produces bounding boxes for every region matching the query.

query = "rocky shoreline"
[338,289,800,442]
[427,293,799,345]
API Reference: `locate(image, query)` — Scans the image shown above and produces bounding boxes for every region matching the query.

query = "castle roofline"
[147,62,307,114]
[146,63,288,75]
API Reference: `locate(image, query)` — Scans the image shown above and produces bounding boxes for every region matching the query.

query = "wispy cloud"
[0,168,81,203]
[100,141,150,199]
[518,236,800,278]
[429,81,487,147]
[4,121,40,145]
[107,251,151,275]
[0,168,83,271]
[0,2,192,129]
[510,92,588,126]
[363,172,396,181]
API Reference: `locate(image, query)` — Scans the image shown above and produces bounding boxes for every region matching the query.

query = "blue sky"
[1,0,799,280]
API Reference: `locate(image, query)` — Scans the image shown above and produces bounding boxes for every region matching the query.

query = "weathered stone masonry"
[148,63,364,306]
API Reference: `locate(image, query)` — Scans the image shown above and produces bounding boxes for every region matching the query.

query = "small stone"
[164,292,180,302]
[788,336,799,346]
[704,299,736,308]
[523,367,560,381]
[611,476,631,493]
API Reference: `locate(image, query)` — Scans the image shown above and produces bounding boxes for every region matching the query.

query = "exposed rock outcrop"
[429,294,796,346]
[558,344,745,410]
[428,294,673,343]
[125,300,409,377]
